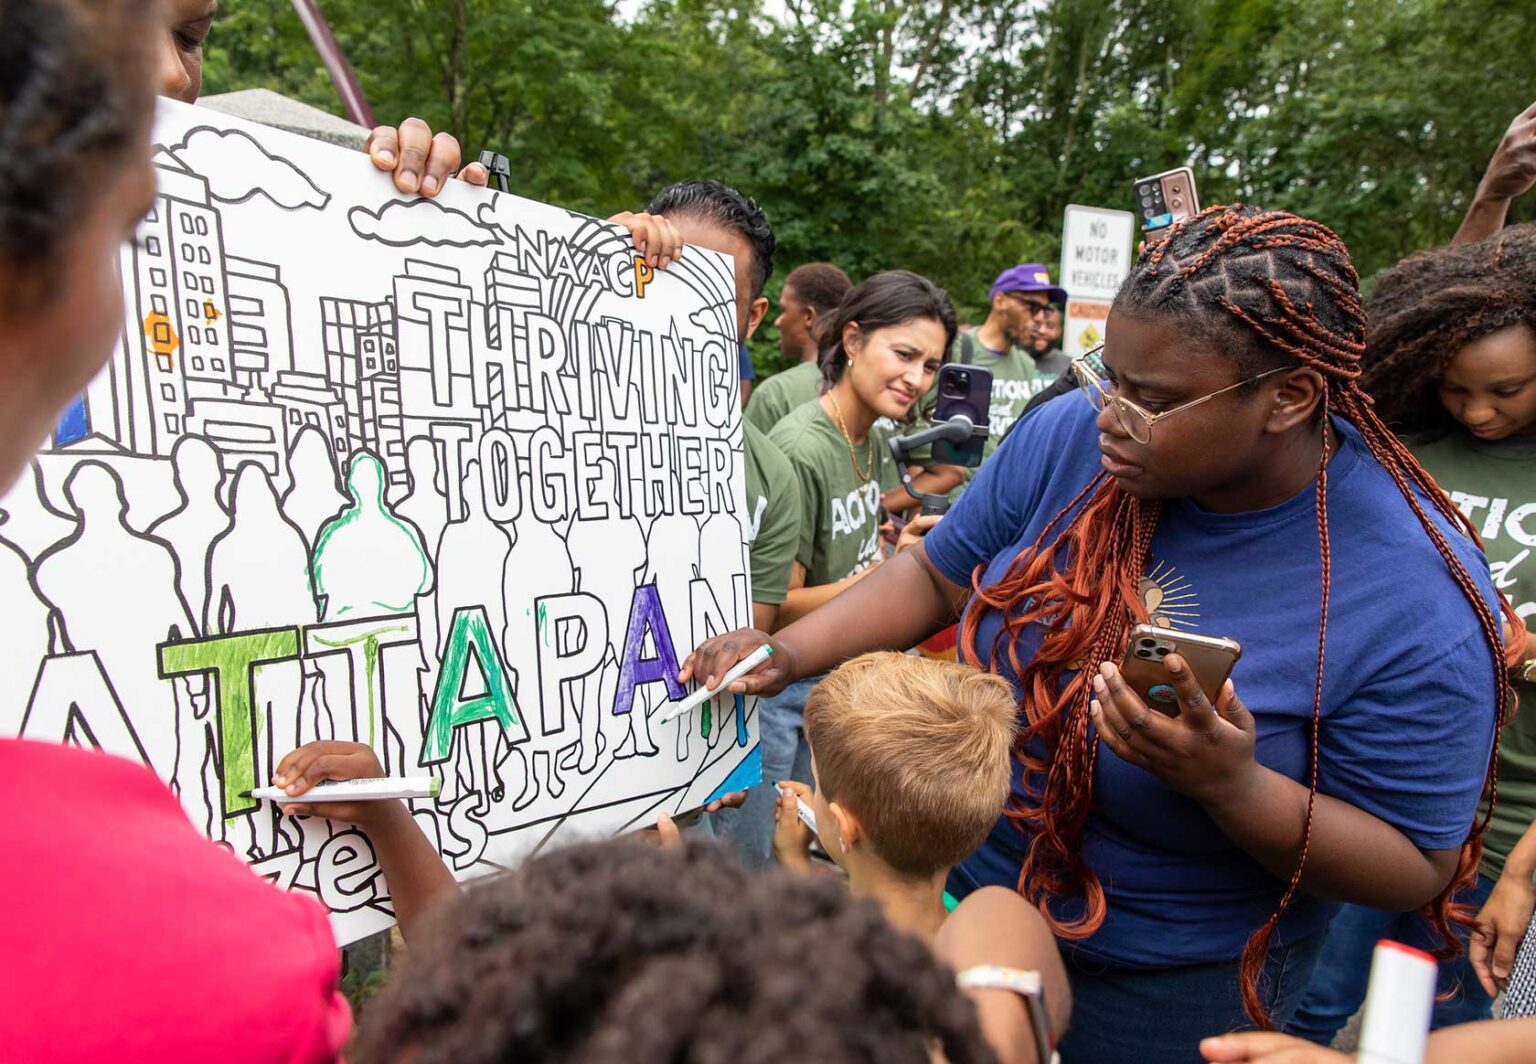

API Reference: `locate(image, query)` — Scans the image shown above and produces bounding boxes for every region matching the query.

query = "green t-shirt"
[742,420,801,607]
[745,359,822,434]
[1411,431,1536,880]
[768,398,898,588]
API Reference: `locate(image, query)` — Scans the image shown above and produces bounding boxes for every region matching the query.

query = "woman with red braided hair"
[682,204,1520,1061]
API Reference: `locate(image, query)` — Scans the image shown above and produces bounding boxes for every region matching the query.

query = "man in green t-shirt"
[742,420,801,631]
[744,263,851,434]
[947,263,1066,448]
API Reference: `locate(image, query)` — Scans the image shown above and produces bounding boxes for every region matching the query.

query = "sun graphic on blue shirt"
[1139,561,1199,631]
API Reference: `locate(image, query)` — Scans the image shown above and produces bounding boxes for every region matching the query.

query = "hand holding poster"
[0,101,759,943]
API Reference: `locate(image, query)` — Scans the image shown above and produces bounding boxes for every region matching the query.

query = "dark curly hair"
[1361,224,1536,436]
[785,262,853,319]
[0,0,156,287]
[820,269,958,387]
[353,837,995,1064]
[648,179,777,299]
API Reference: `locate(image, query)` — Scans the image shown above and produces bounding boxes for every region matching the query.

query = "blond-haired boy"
[773,652,1069,1063]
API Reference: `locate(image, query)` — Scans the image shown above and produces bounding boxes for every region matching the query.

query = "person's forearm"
[1454,189,1512,244]
[882,481,919,516]
[882,466,965,516]
[913,465,966,495]
[777,546,965,678]
[1502,815,1536,880]
[361,804,458,942]
[777,573,866,628]
[752,601,780,633]
[1202,766,1457,910]
[1428,1017,1536,1063]
[773,843,820,875]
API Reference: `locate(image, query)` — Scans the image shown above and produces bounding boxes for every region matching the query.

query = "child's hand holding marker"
[263,741,458,942]
[772,780,819,872]
[265,741,421,828]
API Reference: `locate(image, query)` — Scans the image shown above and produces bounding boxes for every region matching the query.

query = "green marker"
[240,776,441,802]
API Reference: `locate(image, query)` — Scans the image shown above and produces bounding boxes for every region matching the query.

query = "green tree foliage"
[205,0,1535,373]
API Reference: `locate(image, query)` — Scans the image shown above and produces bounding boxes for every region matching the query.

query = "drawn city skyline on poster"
[0,100,759,943]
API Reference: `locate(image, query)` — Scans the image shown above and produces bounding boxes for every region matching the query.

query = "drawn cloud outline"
[349,197,503,248]
[168,126,332,210]
[477,192,520,239]
[689,302,739,345]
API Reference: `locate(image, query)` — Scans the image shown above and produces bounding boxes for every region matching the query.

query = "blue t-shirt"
[925,392,1501,968]
[739,342,757,382]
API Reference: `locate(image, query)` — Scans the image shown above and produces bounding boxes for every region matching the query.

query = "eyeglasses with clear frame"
[1071,345,1290,445]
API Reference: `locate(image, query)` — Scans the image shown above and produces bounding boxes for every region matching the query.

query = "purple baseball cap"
[992,263,1067,303]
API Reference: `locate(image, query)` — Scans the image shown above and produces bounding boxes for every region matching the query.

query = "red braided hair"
[961,205,1523,1028]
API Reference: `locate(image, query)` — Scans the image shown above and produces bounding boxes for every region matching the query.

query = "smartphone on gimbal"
[931,363,993,467]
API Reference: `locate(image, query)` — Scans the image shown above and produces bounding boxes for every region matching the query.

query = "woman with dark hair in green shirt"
[769,271,957,624]
[720,270,955,867]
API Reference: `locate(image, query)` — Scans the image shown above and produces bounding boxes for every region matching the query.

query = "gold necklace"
[827,389,875,482]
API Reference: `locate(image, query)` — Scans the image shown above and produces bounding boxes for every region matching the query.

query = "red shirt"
[0,739,351,1062]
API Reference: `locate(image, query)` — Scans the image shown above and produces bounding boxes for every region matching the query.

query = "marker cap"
[1356,939,1436,1064]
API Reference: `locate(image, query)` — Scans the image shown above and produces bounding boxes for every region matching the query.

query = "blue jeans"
[1058,932,1325,1063]
[1289,874,1496,1045]
[713,677,818,870]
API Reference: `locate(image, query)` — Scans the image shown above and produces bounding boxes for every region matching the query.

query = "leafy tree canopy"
[206,0,1536,374]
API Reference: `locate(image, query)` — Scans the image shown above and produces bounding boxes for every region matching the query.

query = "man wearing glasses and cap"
[956,264,1067,444]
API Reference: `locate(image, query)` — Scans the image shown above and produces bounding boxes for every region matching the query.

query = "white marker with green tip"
[241,776,441,802]
[657,644,773,725]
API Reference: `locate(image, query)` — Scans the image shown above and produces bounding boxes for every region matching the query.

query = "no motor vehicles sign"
[1060,204,1134,357]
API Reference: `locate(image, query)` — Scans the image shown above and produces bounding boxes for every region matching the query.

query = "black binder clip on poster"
[477,150,512,193]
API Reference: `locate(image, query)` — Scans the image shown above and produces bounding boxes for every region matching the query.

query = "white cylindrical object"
[1356,939,1437,1064]
[251,776,440,802]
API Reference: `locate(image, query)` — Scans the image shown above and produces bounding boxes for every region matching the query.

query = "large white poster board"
[0,100,759,942]
[1060,204,1135,357]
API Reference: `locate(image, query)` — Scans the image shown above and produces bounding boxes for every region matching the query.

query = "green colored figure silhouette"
[311,451,430,621]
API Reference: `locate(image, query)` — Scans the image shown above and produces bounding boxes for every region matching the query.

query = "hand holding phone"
[1117,624,1240,717]
[1092,627,1258,805]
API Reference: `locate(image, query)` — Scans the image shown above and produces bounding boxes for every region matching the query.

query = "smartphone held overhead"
[1134,167,1200,240]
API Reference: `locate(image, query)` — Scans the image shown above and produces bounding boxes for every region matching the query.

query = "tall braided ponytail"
[961,204,1520,1027]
